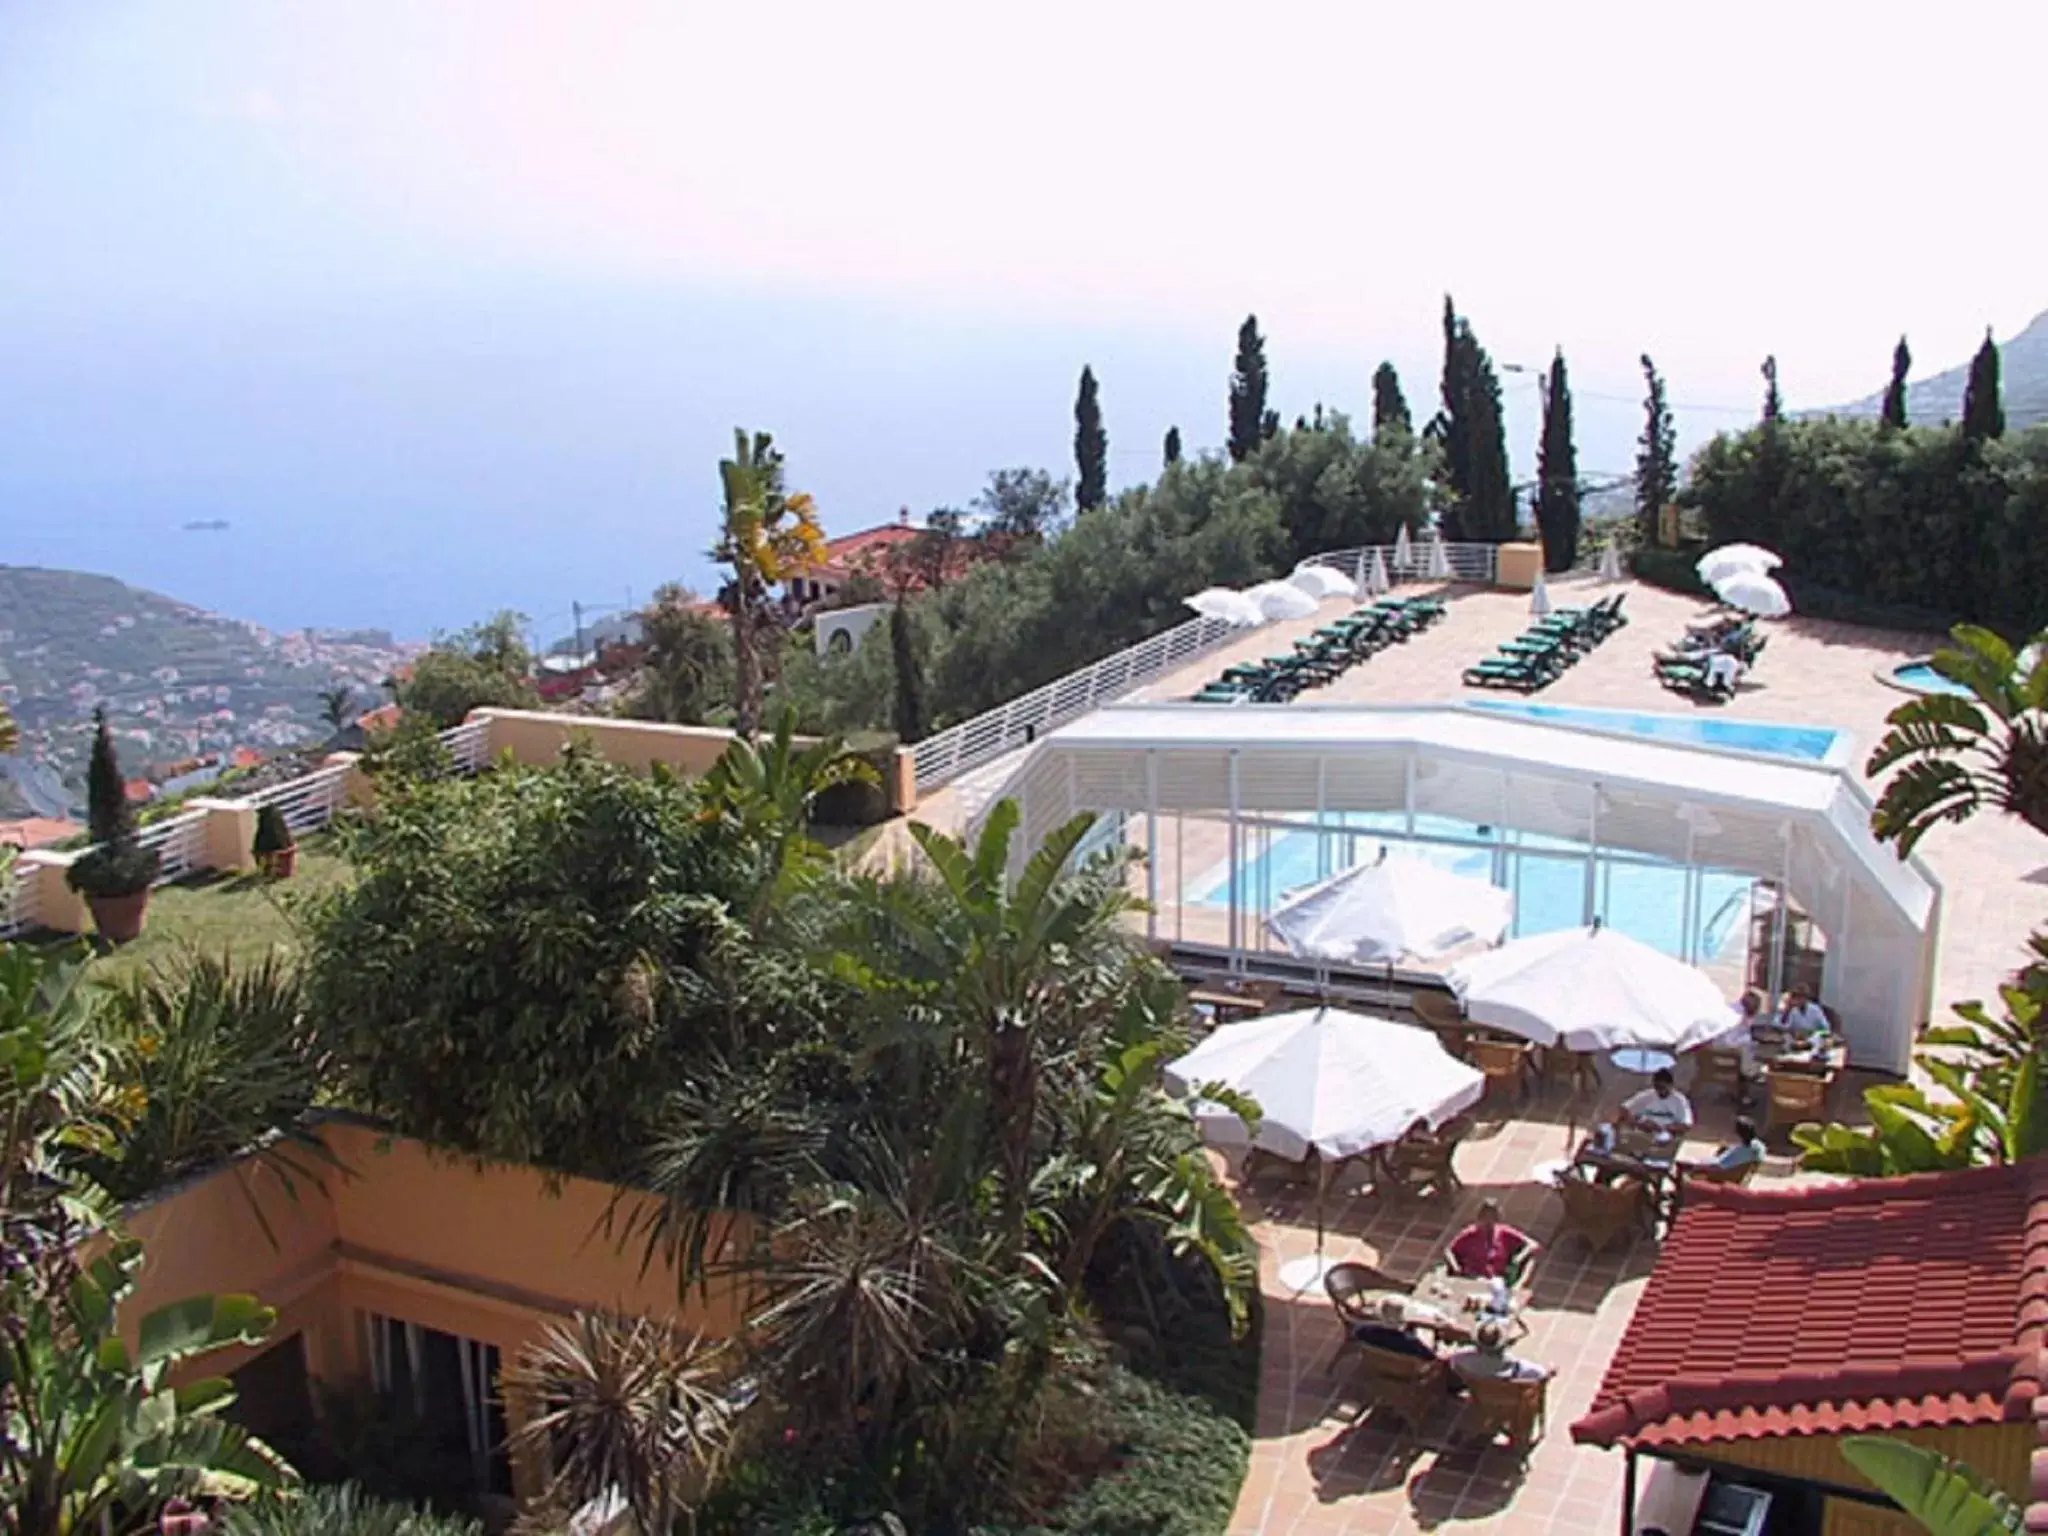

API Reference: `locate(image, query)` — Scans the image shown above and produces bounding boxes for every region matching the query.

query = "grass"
[48,840,352,986]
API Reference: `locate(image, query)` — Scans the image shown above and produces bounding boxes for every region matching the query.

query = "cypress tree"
[1162,425,1182,467]
[84,706,136,848]
[1533,349,1580,572]
[1227,315,1270,462]
[1371,361,1411,437]
[1634,354,1677,546]
[1429,297,1514,541]
[1962,329,2005,441]
[1761,355,1782,424]
[1880,336,1911,429]
[1073,365,1107,511]
[889,601,924,743]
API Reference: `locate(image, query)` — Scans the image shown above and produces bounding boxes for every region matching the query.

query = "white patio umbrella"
[1366,548,1392,596]
[1246,580,1320,622]
[1167,1006,1485,1288]
[1444,923,1733,1054]
[1598,542,1624,583]
[1696,543,1782,586]
[1425,535,1454,581]
[1529,571,1552,617]
[1267,849,1514,965]
[1184,587,1263,627]
[1713,569,1792,618]
[1393,524,1414,574]
[1289,564,1356,601]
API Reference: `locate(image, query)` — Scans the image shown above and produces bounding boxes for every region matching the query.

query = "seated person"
[1778,985,1832,1043]
[1350,1295,1442,1362]
[1449,1318,1554,1384]
[1446,1198,1539,1282]
[1703,650,1746,695]
[1683,1115,1765,1175]
[1621,1068,1694,1135]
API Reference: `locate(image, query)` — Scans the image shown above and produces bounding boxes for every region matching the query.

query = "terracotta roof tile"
[1571,1162,2048,1451]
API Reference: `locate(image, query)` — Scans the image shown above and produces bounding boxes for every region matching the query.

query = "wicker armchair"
[1351,1343,1452,1439]
[1375,1117,1468,1203]
[1463,1373,1548,1454]
[1693,1046,1752,1106]
[1469,1034,1536,1105]
[1325,1260,1406,1324]
[1554,1174,1651,1255]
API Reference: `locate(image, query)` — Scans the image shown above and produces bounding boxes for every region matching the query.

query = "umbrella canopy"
[1444,924,1733,1053]
[1598,542,1624,583]
[1696,543,1782,586]
[1712,570,1792,618]
[1366,549,1392,595]
[1246,580,1320,622]
[1185,587,1264,626]
[1268,851,1514,964]
[1393,524,1414,571]
[1167,1006,1485,1163]
[1290,564,1356,601]
[1426,535,1453,580]
[1529,572,1552,617]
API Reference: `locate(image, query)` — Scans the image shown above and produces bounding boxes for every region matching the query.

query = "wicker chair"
[1376,1117,1468,1203]
[1411,990,1475,1058]
[1463,1372,1548,1455]
[1537,1046,1600,1100]
[1693,1046,1752,1106]
[1350,1342,1452,1439]
[1554,1174,1651,1255]
[1325,1260,1407,1325]
[1766,1065,1832,1136]
[1469,1034,1537,1105]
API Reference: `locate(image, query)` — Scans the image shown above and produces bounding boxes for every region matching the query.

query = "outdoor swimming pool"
[1890,660,1972,698]
[1186,810,1755,963]
[1469,700,1852,765]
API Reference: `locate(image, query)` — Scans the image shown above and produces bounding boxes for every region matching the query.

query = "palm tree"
[317,686,356,734]
[501,1312,743,1536]
[1867,626,2048,855]
[711,430,826,739]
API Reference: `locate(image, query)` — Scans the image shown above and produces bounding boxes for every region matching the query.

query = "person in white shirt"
[1621,1069,1694,1134]
[1704,650,1746,696]
[1450,1319,1554,1384]
[1778,985,1831,1042]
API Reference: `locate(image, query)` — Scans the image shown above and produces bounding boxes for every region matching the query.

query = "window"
[227,1334,317,1472]
[363,1313,512,1496]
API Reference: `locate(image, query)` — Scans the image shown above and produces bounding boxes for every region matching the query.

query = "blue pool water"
[1891,661,1972,698]
[1189,811,1754,962]
[1469,701,1849,764]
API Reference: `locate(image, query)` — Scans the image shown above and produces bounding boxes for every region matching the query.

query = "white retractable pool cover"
[982,703,1941,1076]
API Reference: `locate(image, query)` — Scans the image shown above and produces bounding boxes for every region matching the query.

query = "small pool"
[1469,700,1852,765]
[1889,660,1973,698]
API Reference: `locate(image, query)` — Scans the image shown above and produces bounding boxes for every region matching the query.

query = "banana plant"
[1840,1436,2022,1535]
[0,1238,295,1536]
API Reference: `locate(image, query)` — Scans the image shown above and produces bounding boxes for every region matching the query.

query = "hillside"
[1822,310,2048,431]
[0,565,412,817]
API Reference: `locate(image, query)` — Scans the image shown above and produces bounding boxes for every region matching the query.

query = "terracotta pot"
[87,889,151,945]
[258,845,299,880]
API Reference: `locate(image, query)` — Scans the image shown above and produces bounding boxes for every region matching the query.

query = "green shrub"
[1631,543,1954,635]
[254,803,297,857]
[219,1484,483,1536]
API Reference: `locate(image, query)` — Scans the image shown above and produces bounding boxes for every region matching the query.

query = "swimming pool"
[1889,661,1973,698]
[1187,811,1754,963]
[1469,700,1851,765]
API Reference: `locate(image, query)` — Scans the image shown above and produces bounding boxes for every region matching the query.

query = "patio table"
[1610,1046,1676,1076]
[1353,1274,1507,1345]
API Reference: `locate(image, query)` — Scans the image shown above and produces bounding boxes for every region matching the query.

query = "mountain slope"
[1823,310,2048,430]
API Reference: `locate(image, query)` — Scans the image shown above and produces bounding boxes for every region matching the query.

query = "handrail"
[909,538,1502,792]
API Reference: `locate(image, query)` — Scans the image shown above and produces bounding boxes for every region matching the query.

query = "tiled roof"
[0,817,81,849]
[1571,1162,2048,1452]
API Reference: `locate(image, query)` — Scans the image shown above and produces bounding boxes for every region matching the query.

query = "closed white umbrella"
[1713,570,1792,618]
[1696,543,1782,586]
[1289,564,1356,601]
[1268,849,1514,964]
[1246,580,1320,622]
[1444,924,1732,1053]
[1598,542,1624,583]
[1393,524,1414,573]
[1529,571,1552,617]
[1426,535,1454,581]
[1168,1006,1485,1288]
[1366,549,1392,596]
[1184,587,1263,626]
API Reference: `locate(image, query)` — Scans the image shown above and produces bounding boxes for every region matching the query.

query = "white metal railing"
[0,717,498,938]
[910,538,1505,792]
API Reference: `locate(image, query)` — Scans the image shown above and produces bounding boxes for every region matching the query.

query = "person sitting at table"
[1683,1115,1765,1175]
[1350,1295,1443,1363]
[1778,984,1831,1043]
[1446,1198,1539,1283]
[1621,1068,1694,1135]
[1449,1318,1555,1385]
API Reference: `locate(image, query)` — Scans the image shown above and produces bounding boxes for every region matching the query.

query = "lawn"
[60,840,352,985]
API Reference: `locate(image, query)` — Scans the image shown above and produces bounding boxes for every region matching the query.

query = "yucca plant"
[218,1483,481,1536]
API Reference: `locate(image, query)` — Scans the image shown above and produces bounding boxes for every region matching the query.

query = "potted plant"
[252,803,298,879]
[64,707,160,944]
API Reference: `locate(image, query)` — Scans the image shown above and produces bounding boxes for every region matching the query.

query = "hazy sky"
[2,1,2042,637]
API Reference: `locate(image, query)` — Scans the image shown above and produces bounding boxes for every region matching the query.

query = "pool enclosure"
[986,703,1942,1076]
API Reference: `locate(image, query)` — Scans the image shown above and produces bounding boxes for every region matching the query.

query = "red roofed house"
[1572,1162,2048,1536]
[782,509,989,612]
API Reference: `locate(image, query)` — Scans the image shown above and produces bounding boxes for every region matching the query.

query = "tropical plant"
[66,708,159,900]
[503,1312,745,1536]
[629,583,734,727]
[0,1238,294,1536]
[316,687,357,734]
[702,713,876,928]
[253,804,297,861]
[1840,1435,2022,1534]
[394,613,541,729]
[219,1483,482,1536]
[1867,625,2048,855]
[711,430,826,739]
